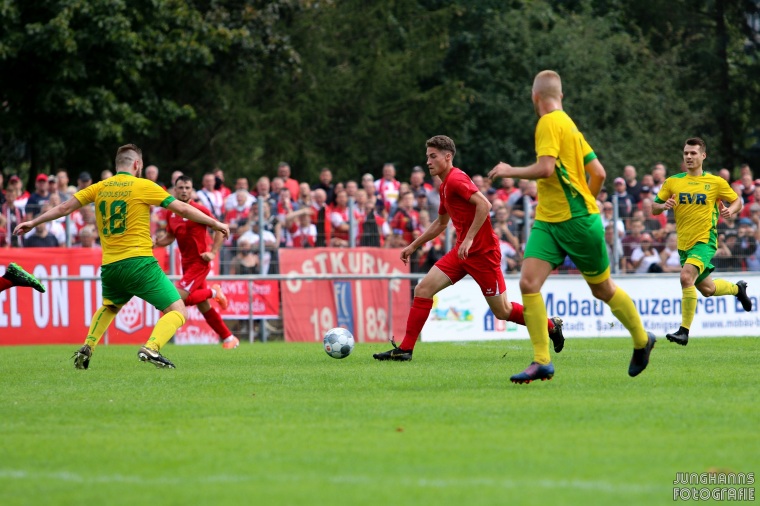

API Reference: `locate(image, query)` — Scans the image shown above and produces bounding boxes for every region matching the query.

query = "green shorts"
[101,256,180,311]
[524,214,610,283]
[679,242,716,284]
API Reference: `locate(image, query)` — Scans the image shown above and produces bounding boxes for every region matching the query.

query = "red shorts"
[434,247,506,297]
[177,263,210,293]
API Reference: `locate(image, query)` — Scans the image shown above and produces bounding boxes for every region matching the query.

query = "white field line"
[0,469,665,494]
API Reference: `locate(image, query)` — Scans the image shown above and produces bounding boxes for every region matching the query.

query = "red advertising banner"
[0,249,279,346]
[279,248,410,343]
[0,248,166,345]
[173,279,280,345]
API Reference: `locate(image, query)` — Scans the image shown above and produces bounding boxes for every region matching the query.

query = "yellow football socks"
[84,305,119,349]
[607,287,649,349]
[522,293,551,365]
[145,310,186,351]
[712,279,738,297]
[681,286,698,330]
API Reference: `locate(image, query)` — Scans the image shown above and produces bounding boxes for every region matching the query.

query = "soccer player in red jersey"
[373,135,563,361]
[154,175,239,349]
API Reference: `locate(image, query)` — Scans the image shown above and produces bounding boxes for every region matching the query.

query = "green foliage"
[446,0,706,175]
[0,0,297,179]
[1,0,760,183]
[235,0,464,182]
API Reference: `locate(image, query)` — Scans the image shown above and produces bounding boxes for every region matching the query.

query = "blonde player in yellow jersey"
[652,137,752,346]
[14,144,230,369]
[488,70,655,384]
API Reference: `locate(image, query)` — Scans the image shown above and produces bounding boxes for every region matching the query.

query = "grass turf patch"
[0,337,758,505]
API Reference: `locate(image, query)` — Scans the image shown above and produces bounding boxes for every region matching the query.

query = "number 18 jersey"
[74,171,175,265]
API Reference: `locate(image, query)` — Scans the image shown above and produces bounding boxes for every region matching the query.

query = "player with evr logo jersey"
[653,137,753,345]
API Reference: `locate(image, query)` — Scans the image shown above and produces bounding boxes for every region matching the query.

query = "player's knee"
[589,280,615,302]
[697,285,714,297]
[519,278,539,294]
[413,282,432,299]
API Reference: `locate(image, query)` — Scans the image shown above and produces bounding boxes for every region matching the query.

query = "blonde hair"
[533,70,563,100]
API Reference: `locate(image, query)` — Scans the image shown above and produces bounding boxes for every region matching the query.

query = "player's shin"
[202,307,232,339]
[85,305,118,348]
[680,286,697,329]
[145,310,186,351]
[607,287,648,348]
[399,297,434,351]
[522,293,551,365]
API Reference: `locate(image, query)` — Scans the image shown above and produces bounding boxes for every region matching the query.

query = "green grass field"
[1,337,758,506]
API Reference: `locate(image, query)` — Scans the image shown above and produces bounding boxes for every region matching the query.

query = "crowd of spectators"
[3,159,760,275]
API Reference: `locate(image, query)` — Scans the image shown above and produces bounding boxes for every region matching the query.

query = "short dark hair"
[685,137,706,153]
[426,135,456,157]
[175,175,193,185]
[115,144,142,168]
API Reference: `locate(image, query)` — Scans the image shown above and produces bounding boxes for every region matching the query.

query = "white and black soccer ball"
[323,327,355,359]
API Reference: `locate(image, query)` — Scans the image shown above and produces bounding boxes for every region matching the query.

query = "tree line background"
[2,0,759,188]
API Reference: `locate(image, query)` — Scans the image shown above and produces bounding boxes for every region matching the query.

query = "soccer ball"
[323,327,355,359]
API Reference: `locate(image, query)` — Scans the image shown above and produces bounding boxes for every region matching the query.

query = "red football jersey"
[166,200,213,269]
[438,167,499,254]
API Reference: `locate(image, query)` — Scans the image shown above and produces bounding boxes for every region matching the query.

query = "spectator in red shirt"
[277,162,300,201]
[374,163,401,212]
[495,177,518,202]
[287,212,317,248]
[224,190,253,244]
[329,189,360,247]
[389,191,420,247]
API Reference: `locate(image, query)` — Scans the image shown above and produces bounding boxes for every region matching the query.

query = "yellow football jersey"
[534,110,600,222]
[74,172,175,265]
[654,172,738,250]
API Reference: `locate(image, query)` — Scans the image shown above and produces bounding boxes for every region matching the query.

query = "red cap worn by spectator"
[36,174,48,183]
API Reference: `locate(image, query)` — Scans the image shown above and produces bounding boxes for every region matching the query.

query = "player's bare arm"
[14,197,82,235]
[458,191,491,260]
[585,158,606,198]
[652,197,676,215]
[200,230,225,262]
[721,199,742,219]
[401,213,449,265]
[488,156,555,181]
[168,200,230,239]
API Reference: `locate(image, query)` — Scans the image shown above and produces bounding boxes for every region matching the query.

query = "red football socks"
[399,297,434,351]
[185,288,213,306]
[0,277,12,292]
[202,307,232,339]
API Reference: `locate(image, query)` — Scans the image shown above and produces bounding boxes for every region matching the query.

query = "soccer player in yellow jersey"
[488,70,655,383]
[14,144,230,369]
[652,137,752,346]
